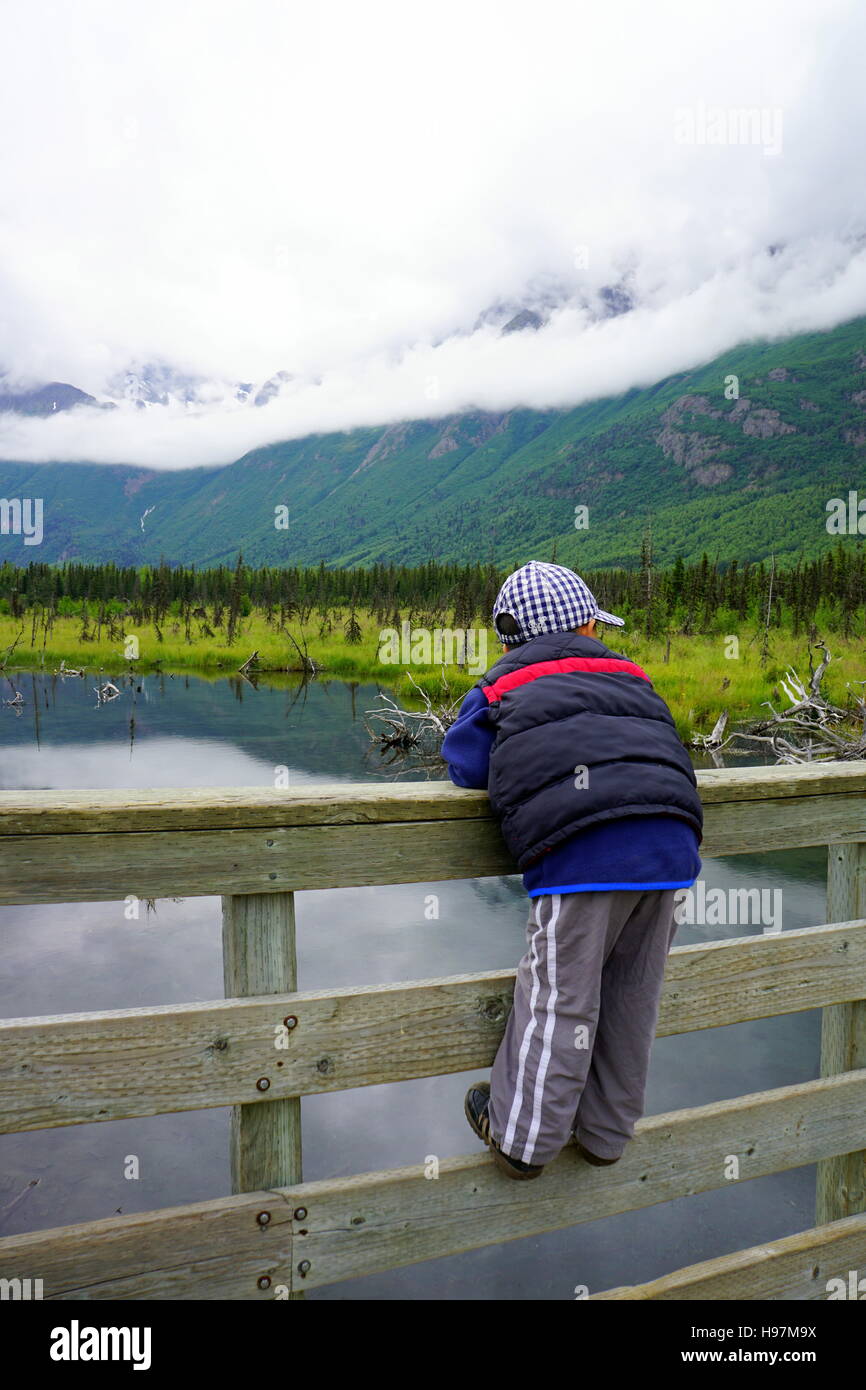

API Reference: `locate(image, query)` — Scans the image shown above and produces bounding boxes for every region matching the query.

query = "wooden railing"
[0,763,865,1300]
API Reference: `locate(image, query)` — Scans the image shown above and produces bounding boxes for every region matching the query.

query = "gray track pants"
[487,888,679,1166]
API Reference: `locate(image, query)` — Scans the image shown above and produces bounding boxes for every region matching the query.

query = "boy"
[441,560,703,1179]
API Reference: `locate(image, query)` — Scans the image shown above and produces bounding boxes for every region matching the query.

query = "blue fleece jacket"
[441,686,701,897]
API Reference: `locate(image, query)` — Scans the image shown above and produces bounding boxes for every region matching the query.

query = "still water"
[0,670,829,1300]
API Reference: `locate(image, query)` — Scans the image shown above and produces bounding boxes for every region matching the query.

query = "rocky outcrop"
[656,396,728,482]
[427,412,509,459]
[501,309,544,335]
[655,422,725,471]
[691,462,734,485]
[660,394,723,426]
[351,422,415,477]
[655,390,794,486]
[739,407,796,438]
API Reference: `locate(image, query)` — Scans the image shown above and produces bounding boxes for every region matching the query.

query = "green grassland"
[3,608,863,741]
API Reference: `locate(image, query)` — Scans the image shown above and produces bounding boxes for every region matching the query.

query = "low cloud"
[0,0,864,468]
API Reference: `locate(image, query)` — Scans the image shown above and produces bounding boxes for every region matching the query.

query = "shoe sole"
[464,1083,544,1181]
[575,1140,621,1166]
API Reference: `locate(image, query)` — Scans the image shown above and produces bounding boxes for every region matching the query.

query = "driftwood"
[692,709,728,750]
[364,673,462,769]
[693,644,866,764]
[93,680,121,705]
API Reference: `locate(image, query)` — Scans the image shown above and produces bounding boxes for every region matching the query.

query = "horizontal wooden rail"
[0,1189,293,1301]
[1,919,864,1135]
[4,763,866,835]
[3,765,866,904]
[2,1068,865,1299]
[593,1211,866,1300]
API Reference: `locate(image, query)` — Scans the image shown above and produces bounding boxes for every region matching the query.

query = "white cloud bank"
[0,0,864,468]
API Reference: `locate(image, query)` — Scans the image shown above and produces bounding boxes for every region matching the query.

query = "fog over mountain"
[1,0,865,469]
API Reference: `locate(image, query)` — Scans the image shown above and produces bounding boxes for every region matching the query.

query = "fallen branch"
[280,626,319,676]
[364,671,462,764]
[0,628,25,670]
[692,709,728,749]
[691,643,866,763]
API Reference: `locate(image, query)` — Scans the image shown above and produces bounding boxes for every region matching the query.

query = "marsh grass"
[1,610,863,740]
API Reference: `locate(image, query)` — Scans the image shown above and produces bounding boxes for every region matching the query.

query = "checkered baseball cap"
[492,561,625,647]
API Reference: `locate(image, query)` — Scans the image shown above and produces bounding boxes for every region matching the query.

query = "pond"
[0,669,829,1300]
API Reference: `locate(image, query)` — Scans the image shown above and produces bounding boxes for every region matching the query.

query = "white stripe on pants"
[487,888,679,1165]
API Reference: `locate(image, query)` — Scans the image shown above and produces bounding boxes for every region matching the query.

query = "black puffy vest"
[478,630,704,870]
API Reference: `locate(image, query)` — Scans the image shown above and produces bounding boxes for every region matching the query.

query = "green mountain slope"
[2,316,866,569]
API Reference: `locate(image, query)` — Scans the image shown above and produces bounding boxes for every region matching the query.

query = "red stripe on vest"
[483,656,651,703]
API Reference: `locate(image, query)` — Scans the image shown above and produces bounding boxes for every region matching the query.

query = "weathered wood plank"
[0,1189,292,1300]
[4,790,866,903]
[222,892,302,1192]
[3,763,866,836]
[0,782,489,836]
[2,920,865,1133]
[4,1069,863,1297]
[281,1069,866,1291]
[695,761,866,803]
[592,1211,866,1299]
[0,970,515,1132]
[817,844,866,1224]
[0,820,512,903]
[223,891,304,1301]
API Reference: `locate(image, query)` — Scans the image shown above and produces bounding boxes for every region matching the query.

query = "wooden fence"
[0,762,865,1299]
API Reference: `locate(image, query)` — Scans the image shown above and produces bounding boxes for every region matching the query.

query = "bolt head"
[256,1076,271,1091]
[284,1015,298,1029]
[257,1210,271,1226]
[297,1260,311,1276]
[257,1275,271,1290]
[293,1206,307,1221]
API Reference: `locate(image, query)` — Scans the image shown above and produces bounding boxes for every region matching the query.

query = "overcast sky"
[1,0,865,468]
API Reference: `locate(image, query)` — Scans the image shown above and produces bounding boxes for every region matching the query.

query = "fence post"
[816,843,866,1224]
[222,890,304,1297]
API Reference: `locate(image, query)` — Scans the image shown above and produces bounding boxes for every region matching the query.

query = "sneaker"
[464,1081,545,1180]
[575,1138,621,1166]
